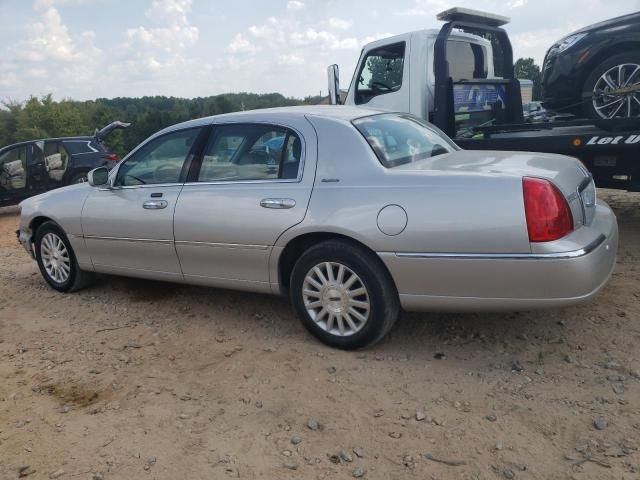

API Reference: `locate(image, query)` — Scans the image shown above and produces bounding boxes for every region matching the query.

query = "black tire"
[290,239,400,350]
[35,221,95,292]
[70,172,88,184]
[583,52,640,120]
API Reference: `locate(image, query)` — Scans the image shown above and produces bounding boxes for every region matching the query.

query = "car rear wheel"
[584,52,640,120]
[290,239,399,350]
[35,221,94,292]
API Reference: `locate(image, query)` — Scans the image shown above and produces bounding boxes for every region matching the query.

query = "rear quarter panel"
[276,115,531,255]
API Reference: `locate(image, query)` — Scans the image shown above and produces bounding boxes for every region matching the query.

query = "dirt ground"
[0,190,638,480]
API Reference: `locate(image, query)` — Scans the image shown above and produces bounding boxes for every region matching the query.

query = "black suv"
[541,12,640,120]
[0,121,129,207]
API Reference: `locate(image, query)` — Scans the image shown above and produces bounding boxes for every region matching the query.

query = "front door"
[0,144,30,204]
[174,122,316,292]
[82,127,203,281]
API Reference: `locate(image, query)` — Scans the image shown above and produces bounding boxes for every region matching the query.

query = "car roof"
[572,11,640,35]
[158,105,388,135]
[0,136,93,150]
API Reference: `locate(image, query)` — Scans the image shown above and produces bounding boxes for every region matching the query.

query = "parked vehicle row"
[17,106,618,349]
[0,121,129,207]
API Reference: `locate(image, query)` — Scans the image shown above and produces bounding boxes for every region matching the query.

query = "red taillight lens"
[522,177,573,242]
[103,153,118,161]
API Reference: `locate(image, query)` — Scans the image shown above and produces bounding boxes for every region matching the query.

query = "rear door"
[82,127,204,281]
[173,120,316,292]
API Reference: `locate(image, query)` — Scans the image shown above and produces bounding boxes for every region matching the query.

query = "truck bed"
[456,123,640,190]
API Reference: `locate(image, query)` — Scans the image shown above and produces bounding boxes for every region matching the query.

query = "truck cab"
[329,7,640,191]
[345,29,496,122]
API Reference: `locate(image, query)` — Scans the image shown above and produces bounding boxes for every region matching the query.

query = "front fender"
[18,183,93,269]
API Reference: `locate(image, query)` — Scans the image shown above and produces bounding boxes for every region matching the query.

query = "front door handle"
[143,200,168,209]
[260,198,296,209]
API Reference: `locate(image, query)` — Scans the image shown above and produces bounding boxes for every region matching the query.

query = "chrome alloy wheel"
[302,262,371,337]
[592,63,640,119]
[40,232,71,283]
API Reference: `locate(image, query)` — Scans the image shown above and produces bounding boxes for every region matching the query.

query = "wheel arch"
[29,215,55,240]
[276,231,394,295]
[580,41,640,91]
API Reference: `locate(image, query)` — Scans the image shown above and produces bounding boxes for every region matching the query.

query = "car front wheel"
[290,239,399,350]
[35,221,94,292]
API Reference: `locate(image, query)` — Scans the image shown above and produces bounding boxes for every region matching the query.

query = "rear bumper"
[379,202,618,312]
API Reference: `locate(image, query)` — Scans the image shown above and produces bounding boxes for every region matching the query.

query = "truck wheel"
[35,221,95,292]
[290,239,400,350]
[583,52,640,120]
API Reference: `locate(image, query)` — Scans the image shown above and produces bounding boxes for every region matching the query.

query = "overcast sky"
[0,0,639,101]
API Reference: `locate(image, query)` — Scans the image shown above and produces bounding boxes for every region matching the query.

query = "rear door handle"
[260,198,296,209]
[143,200,168,209]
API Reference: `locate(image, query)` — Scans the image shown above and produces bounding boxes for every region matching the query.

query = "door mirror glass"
[327,64,341,105]
[88,167,109,187]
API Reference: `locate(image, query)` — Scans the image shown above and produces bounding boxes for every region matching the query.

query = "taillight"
[103,153,118,161]
[522,177,573,242]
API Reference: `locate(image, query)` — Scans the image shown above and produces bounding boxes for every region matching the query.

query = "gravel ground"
[0,190,638,480]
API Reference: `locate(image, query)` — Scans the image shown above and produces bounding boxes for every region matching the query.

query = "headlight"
[549,33,587,55]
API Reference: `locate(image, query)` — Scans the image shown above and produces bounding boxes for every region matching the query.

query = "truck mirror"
[327,64,341,105]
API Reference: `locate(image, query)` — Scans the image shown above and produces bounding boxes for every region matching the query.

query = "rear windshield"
[352,114,459,168]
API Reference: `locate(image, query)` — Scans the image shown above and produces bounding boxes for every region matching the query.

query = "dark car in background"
[541,11,640,120]
[0,121,129,207]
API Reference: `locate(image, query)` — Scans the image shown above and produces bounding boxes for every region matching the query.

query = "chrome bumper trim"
[394,234,606,260]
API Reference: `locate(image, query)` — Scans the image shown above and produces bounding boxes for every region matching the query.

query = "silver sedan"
[17,106,618,349]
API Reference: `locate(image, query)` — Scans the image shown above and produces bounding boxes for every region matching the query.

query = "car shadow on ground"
[83,271,583,365]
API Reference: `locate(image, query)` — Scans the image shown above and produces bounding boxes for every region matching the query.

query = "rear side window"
[355,42,405,105]
[197,124,302,182]
[353,114,458,168]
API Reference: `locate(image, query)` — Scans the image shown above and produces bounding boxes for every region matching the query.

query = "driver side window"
[355,42,405,105]
[115,128,201,187]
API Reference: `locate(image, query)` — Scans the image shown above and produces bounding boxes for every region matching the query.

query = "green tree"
[514,57,542,101]
[0,92,322,157]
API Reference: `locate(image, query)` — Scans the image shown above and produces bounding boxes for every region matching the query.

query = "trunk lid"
[94,121,131,141]
[394,150,595,227]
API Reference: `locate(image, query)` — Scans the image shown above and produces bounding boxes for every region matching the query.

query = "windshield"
[352,114,459,168]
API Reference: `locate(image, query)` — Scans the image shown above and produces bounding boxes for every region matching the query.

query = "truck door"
[349,40,411,113]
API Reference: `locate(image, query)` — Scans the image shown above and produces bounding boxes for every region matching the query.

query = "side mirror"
[87,167,110,187]
[327,64,341,105]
